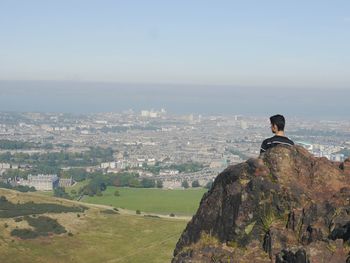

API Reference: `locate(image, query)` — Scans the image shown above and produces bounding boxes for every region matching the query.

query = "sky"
[0,0,350,88]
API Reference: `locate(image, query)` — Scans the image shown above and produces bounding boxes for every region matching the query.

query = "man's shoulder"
[272,135,294,145]
[262,136,275,144]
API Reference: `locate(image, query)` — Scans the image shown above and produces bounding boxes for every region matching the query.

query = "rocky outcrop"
[173,145,350,262]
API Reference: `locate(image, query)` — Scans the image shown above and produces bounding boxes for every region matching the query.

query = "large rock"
[172,145,350,262]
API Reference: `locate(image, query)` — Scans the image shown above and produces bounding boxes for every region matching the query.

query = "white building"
[101,162,116,169]
[20,174,59,191]
[141,110,150,117]
[159,169,179,176]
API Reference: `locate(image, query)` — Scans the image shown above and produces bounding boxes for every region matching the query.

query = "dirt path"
[78,201,192,221]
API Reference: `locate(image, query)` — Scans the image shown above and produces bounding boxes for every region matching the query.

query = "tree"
[156,180,163,188]
[191,180,200,188]
[182,180,189,189]
[141,178,156,188]
[128,178,141,188]
[53,187,71,199]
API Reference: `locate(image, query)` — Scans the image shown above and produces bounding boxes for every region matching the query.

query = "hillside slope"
[0,188,187,263]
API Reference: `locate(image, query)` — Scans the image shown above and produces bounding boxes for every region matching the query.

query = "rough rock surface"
[172,145,350,262]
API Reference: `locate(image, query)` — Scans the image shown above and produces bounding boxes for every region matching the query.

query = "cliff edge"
[173,145,350,262]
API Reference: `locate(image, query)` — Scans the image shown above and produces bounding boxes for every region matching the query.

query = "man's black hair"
[270,114,285,131]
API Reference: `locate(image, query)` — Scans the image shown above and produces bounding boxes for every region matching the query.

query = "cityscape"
[0,110,349,191]
[2,1,350,261]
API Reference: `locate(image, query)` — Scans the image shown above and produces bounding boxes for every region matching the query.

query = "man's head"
[270,114,285,134]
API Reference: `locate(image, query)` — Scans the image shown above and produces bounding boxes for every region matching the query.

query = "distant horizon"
[0,80,349,119]
[1,78,350,89]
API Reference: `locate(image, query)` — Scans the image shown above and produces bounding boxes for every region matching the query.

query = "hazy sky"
[0,81,349,118]
[1,0,350,88]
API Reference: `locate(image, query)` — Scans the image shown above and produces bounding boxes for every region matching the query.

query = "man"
[260,114,294,154]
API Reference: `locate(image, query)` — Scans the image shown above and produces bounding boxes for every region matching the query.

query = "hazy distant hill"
[0,80,349,118]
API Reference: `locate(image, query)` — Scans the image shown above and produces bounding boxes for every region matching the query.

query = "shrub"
[101,209,118,215]
[11,216,67,239]
[182,180,189,189]
[0,199,87,218]
[11,228,38,239]
[191,180,200,188]
[136,210,141,215]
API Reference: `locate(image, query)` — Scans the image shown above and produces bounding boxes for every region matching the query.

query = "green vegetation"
[168,162,204,173]
[0,196,86,218]
[197,232,220,247]
[79,175,108,197]
[1,169,30,180]
[258,206,277,233]
[82,187,206,215]
[100,209,118,215]
[0,139,53,150]
[77,172,159,197]
[11,216,66,239]
[191,180,200,188]
[182,180,189,189]
[66,180,90,195]
[244,221,256,235]
[141,178,156,188]
[0,189,187,263]
[53,187,71,199]
[0,182,36,193]
[156,180,163,188]
[0,146,114,169]
[61,168,89,182]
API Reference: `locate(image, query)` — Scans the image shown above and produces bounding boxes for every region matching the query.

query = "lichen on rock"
[172,145,350,263]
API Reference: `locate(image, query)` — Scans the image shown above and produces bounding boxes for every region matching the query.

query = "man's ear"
[272,124,278,133]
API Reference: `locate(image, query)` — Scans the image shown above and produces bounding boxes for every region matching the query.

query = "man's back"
[260,135,294,154]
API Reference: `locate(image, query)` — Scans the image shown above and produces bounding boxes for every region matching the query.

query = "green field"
[36,180,90,198]
[65,180,90,193]
[82,187,207,216]
[0,188,188,263]
[0,214,186,263]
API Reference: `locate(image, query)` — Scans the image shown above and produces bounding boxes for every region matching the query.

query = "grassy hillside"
[0,188,187,263]
[82,186,207,216]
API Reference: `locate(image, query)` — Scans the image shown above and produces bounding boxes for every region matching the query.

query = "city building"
[20,174,59,191]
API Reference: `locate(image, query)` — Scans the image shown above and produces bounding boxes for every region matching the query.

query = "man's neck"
[275,131,285,137]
